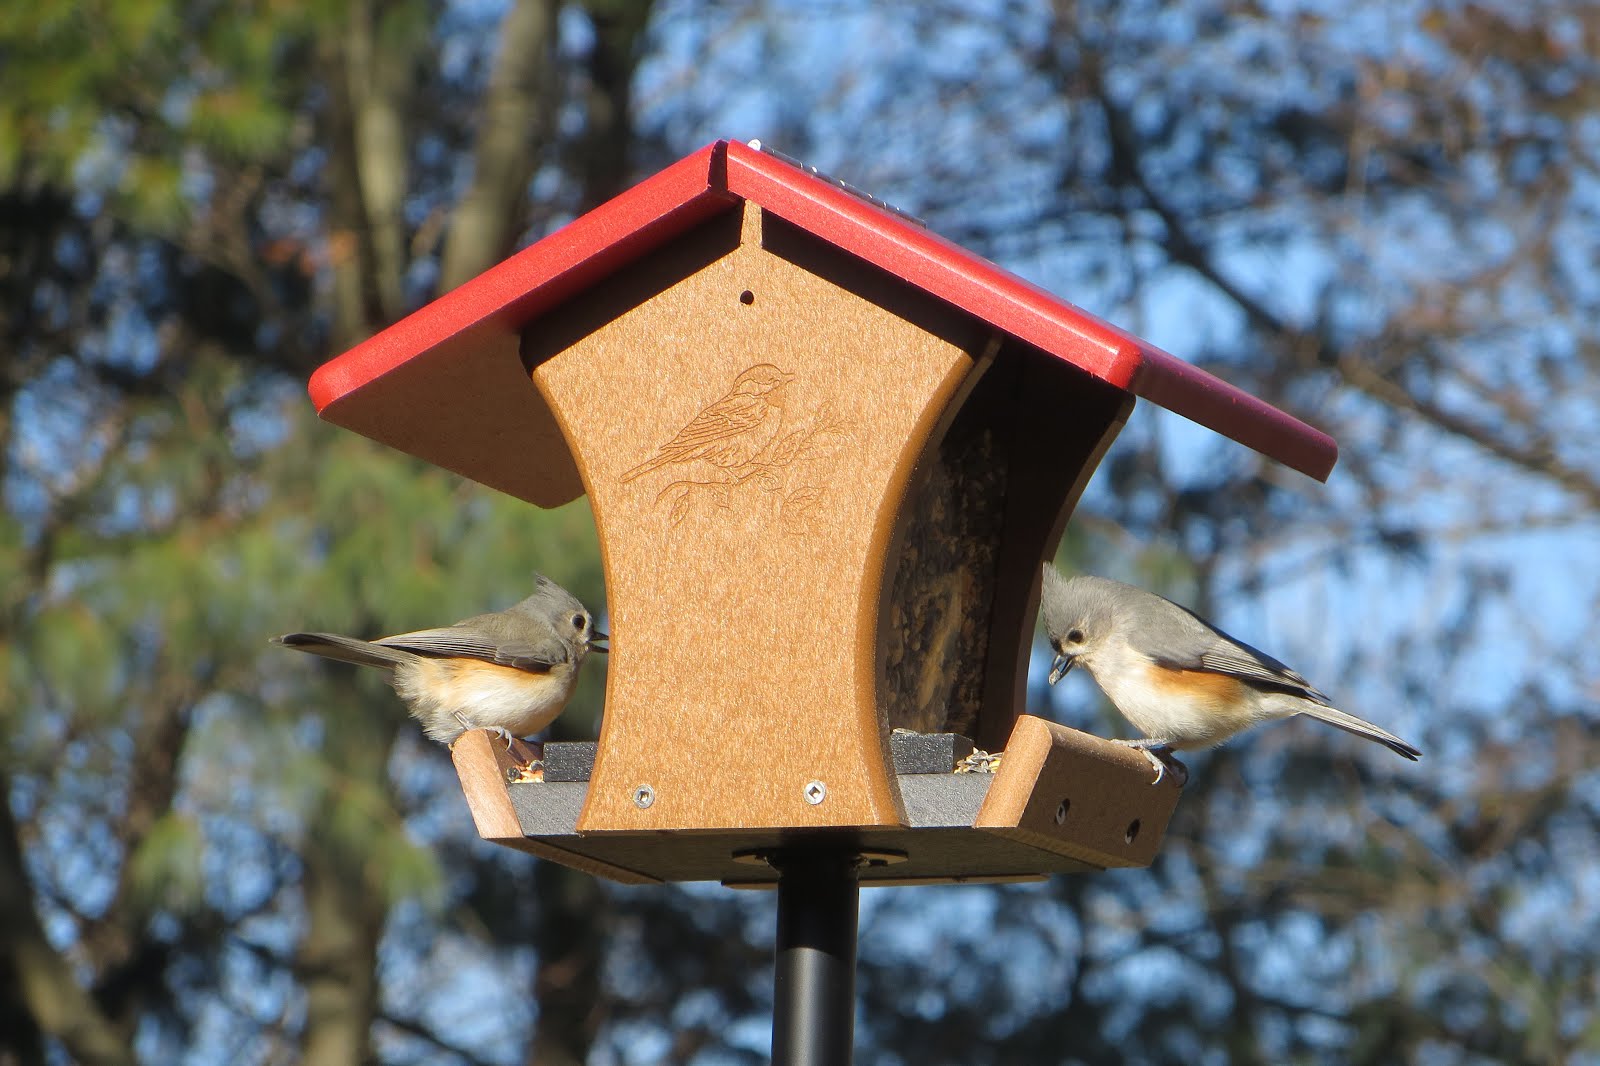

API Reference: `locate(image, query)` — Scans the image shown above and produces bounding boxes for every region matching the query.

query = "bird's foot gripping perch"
[451,724,546,782]
[502,736,546,783]
[1114,738,1188,787]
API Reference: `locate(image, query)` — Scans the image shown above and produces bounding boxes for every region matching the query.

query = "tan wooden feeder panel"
[308,139,1337,883]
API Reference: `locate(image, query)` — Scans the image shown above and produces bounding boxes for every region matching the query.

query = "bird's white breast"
[1082,638,1273,750]
[395,658,578,743]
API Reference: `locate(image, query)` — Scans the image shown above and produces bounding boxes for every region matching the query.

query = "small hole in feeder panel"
[1124,819,1141,844]
[1054,799,1070,825]
[738,289,755,305]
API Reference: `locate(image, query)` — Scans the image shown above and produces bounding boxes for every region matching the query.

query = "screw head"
[633,784,656,809]
[803,780,827,805]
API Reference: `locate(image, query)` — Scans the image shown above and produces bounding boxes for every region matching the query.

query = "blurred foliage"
[3,0,1598,1065]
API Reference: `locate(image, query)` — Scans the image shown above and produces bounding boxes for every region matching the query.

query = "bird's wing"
[1139,602,1330,703]
[375,626,567,671]
[1191,645,1329,703]
[656,394,768,452]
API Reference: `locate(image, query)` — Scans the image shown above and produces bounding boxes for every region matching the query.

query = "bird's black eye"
[571,613,586,630]
[1067,629,1084,644]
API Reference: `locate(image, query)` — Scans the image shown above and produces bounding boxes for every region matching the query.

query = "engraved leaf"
[781,486,823,536]
[667,489,691,527]
[754,469,781,492]
[768,429,807,466]
[785,486,822,515]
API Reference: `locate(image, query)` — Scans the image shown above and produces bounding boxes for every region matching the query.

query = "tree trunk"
[300,846,385,1066]
[0,768,135,1066]
[297,694,397,1066]
[525,862,606,1066]
[439,0,562,292]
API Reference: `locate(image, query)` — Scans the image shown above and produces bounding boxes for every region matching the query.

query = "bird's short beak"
[1048,653,1074,685]
[589,631,609,653]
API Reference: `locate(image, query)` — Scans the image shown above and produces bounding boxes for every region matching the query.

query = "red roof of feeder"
[310,139,1336,503]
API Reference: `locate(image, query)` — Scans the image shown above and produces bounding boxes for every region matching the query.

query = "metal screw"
[1055,798,1070,825]
[633,784,655,809]
[803,780,827,805]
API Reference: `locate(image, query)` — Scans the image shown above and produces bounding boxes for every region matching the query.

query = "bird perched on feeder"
[272,575,606,773]
[1040,565,1420,784]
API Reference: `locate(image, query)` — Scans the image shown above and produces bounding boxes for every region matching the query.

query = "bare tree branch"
[376,1010,503,1066]
[1083,61,1600,511]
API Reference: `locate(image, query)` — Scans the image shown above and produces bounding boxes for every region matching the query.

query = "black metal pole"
[771,850,861,1065]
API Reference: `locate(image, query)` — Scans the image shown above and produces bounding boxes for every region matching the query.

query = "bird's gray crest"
[516,573,587,619]
[1039,565,1119,643]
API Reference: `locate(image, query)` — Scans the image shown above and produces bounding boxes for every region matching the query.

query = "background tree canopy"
[3,1,1597,1063]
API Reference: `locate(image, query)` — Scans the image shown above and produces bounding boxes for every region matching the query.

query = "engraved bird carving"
[620,364,795,482]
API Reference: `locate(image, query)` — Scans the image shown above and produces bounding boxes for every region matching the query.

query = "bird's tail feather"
[1297,704,1422,761]
[619,454,667,483]
[271,632,413,670]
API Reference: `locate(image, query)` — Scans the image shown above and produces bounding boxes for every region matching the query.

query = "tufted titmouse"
[271,575,606,752]
[1040,566,1421,784]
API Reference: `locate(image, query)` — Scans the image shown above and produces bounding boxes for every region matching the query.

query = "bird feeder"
[309,140,1335,890]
